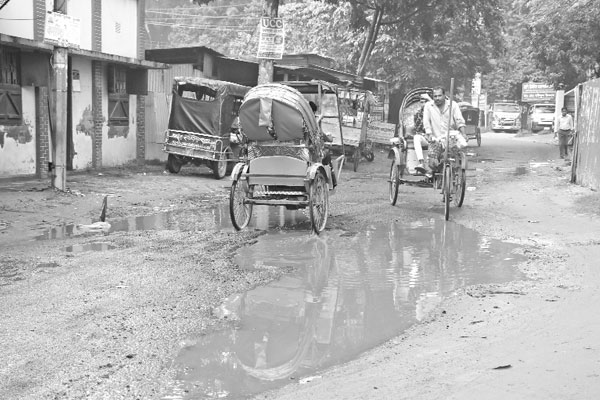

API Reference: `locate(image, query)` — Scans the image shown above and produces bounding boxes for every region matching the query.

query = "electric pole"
[51,0,68,191]
[257,0,279,84]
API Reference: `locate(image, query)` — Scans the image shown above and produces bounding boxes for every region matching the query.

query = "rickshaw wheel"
[389,161,401,206]
[443,164,452,221]
[453,166,466,207]
[212,151,230,180]
[476,129,481,147]
[230,178,253,230]
[309,171,329,234]
[166,154,182,174]
[353,148,360,172]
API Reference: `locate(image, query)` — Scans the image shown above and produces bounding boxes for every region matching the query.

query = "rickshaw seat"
[247,156,308,187]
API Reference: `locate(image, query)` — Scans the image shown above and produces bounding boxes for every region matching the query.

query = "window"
[0,46,21,125]
[107,64,129,126]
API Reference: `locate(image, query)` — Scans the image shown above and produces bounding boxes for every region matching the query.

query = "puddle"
[36,205,311,240]
[164,220,527,399]
[64,243,115,252]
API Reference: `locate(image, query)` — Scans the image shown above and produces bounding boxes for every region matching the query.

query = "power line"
[146,2,254,11]
[146,21,257,32]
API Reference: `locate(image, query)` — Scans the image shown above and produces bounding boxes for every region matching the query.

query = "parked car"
[490,102,521,133]
[527,103,555,132]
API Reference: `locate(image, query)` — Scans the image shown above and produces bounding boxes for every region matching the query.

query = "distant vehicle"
[490,102,521,133]
[527,103,555,132]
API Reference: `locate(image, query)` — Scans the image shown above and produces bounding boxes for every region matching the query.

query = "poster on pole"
[257,17,285,59]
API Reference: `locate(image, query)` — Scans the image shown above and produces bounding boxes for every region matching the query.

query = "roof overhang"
[1,34,168,69]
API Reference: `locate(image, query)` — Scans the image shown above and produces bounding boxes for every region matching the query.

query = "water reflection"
[165,220,526,399]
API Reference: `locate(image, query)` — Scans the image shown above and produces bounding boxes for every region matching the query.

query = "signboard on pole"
[522,82,555,103]
[44,11,81,49]
[257,17,285,59]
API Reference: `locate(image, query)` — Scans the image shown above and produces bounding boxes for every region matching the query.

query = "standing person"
[421,86,466,174]
[555,107,574,160]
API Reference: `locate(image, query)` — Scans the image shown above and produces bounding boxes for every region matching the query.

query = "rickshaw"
[388,83,467,221]
[229,81,345,234]
[163,77,250,179]
[338,88,376,171]
[458,102,482,146]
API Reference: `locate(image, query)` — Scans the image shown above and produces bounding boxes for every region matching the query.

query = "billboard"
[522,82,555,103]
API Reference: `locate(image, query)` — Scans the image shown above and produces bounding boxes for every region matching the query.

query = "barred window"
[107,64,128,126]
[0,45,22,125]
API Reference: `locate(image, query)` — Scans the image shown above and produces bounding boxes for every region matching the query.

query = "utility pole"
[51,0,68,190]
[257,0,279,84]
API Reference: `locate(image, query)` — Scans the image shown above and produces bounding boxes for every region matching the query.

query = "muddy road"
[1,130,600,399]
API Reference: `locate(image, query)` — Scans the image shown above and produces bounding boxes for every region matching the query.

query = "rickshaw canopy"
[167,77,250,137]
[458,102,480,126]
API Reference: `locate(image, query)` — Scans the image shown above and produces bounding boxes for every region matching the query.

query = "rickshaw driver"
[309,101,337,187]
[417,86,466,175]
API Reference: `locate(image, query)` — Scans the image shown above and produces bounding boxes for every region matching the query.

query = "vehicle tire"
[212,151,229,179]
[353,148,360,172]
[389,161,401,206]
[476,129,481,147]
[364,149,375,162]
[309,171,329,234]
[166,154,182,174]
[443,164,452,221]
[453,166,466,207]
[229,178,252,230]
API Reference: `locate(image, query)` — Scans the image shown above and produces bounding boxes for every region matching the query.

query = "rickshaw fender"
[306,164,329,183]
[388,147,402,165]
[230,163,248,181]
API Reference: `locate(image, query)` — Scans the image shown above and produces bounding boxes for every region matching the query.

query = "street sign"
[522,82,555,103]
[257,17,285,59]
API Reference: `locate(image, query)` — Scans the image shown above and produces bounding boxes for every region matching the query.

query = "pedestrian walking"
[555,107,574,160]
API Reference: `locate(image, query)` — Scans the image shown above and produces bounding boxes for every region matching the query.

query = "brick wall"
[35,86,50,178]
[91,0,102,52]
[33,0,46,41]
[92,61,103,169]
[136,95,146,164]
[137,0,146,60]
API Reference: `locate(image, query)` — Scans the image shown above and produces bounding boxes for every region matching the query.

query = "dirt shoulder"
[1,132,600,399]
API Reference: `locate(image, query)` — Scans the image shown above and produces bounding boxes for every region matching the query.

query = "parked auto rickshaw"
[163,77,250,179]
[458,102,482,146]
[229,80,345,234]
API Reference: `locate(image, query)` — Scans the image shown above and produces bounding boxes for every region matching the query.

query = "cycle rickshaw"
[388,83,467,221]
[458,102,482,147]
[338,88,376,171]
[229,81,345,234]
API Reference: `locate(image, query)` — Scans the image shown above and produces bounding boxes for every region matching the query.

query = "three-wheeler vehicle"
[389,84,467,221]
[458,102,482,147]
[229,81,345,234]
[163,77,250,179]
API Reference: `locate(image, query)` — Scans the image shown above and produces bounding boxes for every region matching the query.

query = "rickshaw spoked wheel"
[229,177,253,230]
[476,129,481,147]
[389,161,401,206]
[309,171,329,234]
[212,150,230,180]
[166,154,182,174]
[453,164,466,207]
[443,164,452,221]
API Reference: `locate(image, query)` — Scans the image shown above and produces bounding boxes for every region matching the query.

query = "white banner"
[257,17,285,59]
[44,11,81,49]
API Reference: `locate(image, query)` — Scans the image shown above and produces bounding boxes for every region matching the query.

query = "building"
[0,0,164,179]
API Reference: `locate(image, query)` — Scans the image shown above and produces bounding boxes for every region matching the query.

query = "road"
[1,130,600,399]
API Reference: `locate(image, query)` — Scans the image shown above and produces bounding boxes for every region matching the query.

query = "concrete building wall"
[0,87,37,176]
[71,56,94,170]
[67,0,93,51]
[0,0,35,39]
[101,0,138,58]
